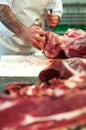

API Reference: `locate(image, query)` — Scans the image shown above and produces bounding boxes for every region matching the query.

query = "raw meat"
[4,81,40,97]
[4,81,33,96]
[39,57,86,82]
[1,74,86,130]
[44,28,86,59]
[64,28,86,38]
[61,28,86,58]
[4,74,86,98]
[43,31,67,59]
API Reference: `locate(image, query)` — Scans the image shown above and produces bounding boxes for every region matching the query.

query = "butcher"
[0,0,63,55]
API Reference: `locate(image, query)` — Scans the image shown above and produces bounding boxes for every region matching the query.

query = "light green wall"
[62,0,86,14]
[62,0,86,4]
[52,0,86,34]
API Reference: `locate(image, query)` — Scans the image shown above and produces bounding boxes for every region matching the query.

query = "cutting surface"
[0,55,51,76]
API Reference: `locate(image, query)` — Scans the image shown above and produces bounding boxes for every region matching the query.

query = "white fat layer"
[21,107,86,126]
[63,61,79,75]
[64,75,86,89]
[26,85,35,95]
[0,101,18,111]
[63,59,86,76]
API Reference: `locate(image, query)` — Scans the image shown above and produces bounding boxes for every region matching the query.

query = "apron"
[0,0,49,55]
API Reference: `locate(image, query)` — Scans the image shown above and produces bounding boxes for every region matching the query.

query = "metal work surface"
[0,77,39,94]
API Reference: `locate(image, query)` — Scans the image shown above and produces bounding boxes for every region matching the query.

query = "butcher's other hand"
[46,10,60,28]
[20,25,46,50]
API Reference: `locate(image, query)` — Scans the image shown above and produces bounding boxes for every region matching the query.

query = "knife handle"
[50,9,53,13]
[49,9,53,31]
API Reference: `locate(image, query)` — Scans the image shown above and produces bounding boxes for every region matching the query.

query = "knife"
[50,8,53,13]
[49,8,53,31]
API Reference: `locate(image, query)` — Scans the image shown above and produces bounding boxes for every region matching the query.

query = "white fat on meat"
[21,107,86,126]
[26,85,36,96]
[65,74,86,89]
[0,101,18,111]
[64,58,86,75]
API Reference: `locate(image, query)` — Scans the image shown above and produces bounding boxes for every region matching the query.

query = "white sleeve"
[53,0,63,18]
[0,0,13,7]
[47,0,63,18]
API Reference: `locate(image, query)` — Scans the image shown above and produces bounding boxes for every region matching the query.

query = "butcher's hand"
[0,5,45,50]
[46,10,60,28]
[19,25,46,50]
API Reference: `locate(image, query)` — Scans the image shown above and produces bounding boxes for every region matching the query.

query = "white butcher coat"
[0,0,63,55]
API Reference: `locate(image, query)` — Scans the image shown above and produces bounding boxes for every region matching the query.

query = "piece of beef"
[4,81,33,96]
[39,58,86,82]
[4,74,86,98]
[4,81,41,97]
[61,28,86,58]
[0,94,86,130]
[43,31,67,59]
[64,28,86,38]
[0,74,86,130]
[44,29,86,59]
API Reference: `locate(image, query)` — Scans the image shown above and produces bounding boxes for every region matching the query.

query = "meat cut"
[0,74,86,130]
[1,57,86,130]
[4,74,86,97]
[61,28,86,58]
[39,58,86,82]
[43,31,66,59]
[44,28,86,59]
